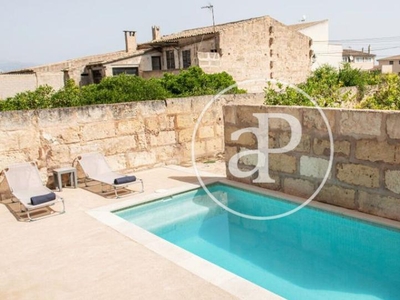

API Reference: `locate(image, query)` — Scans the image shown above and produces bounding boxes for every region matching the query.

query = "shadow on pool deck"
[0,197,60,222]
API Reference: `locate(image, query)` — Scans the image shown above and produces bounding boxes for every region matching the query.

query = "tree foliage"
[265,65,351,108]
[0,85,55,111]
[358,74,400,109]
[160,66,245,96]
[0,67,245,111]
[264,64,400,110]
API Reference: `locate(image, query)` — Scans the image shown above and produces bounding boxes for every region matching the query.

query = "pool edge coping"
[86,165,400,300]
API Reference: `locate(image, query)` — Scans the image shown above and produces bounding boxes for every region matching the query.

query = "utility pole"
[201,4,217,52]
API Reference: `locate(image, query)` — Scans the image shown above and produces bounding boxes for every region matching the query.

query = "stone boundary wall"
[0,74,37,99]
[0,72,65,99]
[0,93,264,193]
[224,105,400,221]
[339,85,379,108]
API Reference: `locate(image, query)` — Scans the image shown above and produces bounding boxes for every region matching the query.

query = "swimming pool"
[114,182,400,300]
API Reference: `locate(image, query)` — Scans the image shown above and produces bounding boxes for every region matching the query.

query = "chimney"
[124,30,137,52]
[368,44,371,54]
[152,26,160,41]
[361,47,364,53]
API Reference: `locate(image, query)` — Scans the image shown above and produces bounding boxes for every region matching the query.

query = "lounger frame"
[3,162,65,221]
[76,153,144,198]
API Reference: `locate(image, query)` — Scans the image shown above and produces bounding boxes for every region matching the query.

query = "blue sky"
[1,0,399,68]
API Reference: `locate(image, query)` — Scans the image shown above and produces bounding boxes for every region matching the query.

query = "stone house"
[77,15,313,92]
[377,55,400,74]
[342,48,376,70]
[137,15,312,92]
[1,15,313,97]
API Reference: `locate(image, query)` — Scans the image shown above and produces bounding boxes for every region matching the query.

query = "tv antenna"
[201,3,217,50]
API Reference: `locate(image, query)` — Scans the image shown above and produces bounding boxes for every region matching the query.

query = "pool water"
[115,183,400,300]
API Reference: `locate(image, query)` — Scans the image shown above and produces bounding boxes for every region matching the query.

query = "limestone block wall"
[224,105,400,221]
[0,93,264,193]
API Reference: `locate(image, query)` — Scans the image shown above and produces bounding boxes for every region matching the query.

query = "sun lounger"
[76,152,144,198]
[3,162,65,221]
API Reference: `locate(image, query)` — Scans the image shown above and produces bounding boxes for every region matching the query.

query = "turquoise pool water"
[115,183,400,300]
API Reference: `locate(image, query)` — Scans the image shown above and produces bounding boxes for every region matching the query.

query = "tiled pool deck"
[2,161,400,300]
[0,162,277,300]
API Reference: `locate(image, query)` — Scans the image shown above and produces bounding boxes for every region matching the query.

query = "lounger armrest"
[31,192,56,205]
[114,176,136,185]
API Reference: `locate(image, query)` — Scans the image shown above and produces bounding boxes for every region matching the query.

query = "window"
[182,50,191,68]
[112,67,138,76]
[166,50,175,69]
[389,61,394,65]
[151,56,161,70]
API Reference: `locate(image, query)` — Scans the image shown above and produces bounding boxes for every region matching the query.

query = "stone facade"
[137,16,311,93]
[214,17,311,90]
[0,93,264,194]
[1,50,151,95]
[1,15,312,98]
[224,105,400,221]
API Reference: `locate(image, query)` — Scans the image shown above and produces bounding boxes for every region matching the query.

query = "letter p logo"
[228,113,302,183]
